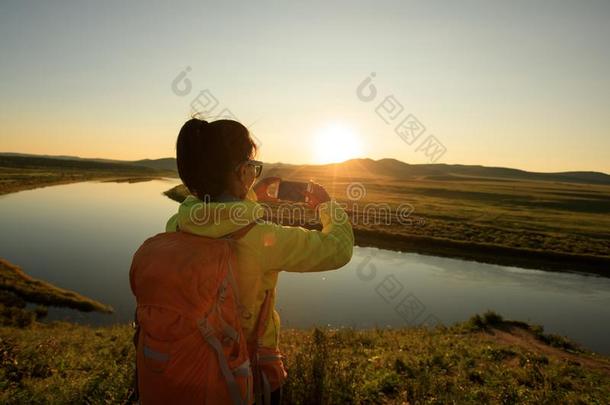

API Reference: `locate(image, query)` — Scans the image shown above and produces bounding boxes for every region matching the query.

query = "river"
[1,178,609,354]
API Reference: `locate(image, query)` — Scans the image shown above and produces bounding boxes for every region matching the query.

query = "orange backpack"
[129,223,287,404]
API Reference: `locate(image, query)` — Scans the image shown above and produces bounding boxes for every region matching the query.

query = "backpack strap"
[197,317,248,405]
[221,221,274,405]
[223,222,257,240]
[195,232,257,405]
[253,290,274,346]
[222,222,257,321]
[222,221,275,405]
[250,289,274,405]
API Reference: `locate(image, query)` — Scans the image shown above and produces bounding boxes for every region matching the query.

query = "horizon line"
[2,151,609,177]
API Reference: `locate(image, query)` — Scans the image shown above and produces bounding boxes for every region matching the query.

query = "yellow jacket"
[165,188,354,349]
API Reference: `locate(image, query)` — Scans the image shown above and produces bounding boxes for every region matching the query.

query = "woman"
[165,118,354,403]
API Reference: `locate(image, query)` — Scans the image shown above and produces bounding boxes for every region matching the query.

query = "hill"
[2,152,608,186]
[131,157,177,172]
[2,152,609,273]
[0,154,174,195]
[261,158,610,186]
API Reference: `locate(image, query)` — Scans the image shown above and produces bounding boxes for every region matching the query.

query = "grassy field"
[0,311,608,404]
[2,155,609,402]
[0,155,175,195]
[164,158,610,275]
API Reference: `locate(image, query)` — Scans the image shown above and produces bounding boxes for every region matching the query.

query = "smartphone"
[267,180,312,202]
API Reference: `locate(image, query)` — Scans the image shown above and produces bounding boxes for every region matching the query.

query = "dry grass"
[1,312,609,404]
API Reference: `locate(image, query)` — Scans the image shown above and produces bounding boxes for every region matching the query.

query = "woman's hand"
[253,176,281,202]
[305,182,331,209]
[254,177,330,208]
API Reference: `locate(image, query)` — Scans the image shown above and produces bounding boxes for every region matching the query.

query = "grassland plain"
[0,155,174,195]
[164,165,610,276]
[2,156,610,403]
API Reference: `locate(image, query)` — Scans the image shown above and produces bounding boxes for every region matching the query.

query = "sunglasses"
[236,159,263,178]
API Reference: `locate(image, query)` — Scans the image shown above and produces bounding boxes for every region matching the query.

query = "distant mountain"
[0,154,159,174]
[131,158,177,172]
[2,153,608,186]
[261,158,610,186]
[0,152,124,164]
[0,152,176,173]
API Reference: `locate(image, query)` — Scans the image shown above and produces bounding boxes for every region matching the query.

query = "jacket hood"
[165,188,265,238]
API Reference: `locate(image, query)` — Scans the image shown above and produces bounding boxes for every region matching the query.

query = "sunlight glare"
[312,122,363,164]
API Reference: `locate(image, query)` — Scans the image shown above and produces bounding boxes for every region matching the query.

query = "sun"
[312,122,363,164]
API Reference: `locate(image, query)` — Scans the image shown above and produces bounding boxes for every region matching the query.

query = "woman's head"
[176,118,260,201]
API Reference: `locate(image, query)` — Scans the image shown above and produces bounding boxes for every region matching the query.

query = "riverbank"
[1,311,608,404]
[164,184,610,277]
[0,155,175,196]
[354,228,610,277]
[0,259,112,327]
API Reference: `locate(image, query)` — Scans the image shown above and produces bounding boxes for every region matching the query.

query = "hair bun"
[196,120,210,135]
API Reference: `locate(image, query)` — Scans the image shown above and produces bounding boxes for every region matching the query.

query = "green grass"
[1,312,609,404]
[0,322,134,404]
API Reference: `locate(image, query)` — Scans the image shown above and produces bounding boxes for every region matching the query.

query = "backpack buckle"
[218,279,228,303]
[240,307,252,320]
[197,318,215,338]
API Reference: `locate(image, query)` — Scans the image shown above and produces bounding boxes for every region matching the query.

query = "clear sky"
[1,0,609,172]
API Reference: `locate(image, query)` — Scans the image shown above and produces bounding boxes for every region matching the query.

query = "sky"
[1,0,609,173]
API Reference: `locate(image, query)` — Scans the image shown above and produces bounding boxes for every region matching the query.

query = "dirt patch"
[478,323,610,377]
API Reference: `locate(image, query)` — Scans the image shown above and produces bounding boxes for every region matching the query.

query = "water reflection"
[278,247,610,354]
[0,178,182,325]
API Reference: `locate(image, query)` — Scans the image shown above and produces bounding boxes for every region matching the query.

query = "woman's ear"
[237,162,248,183]
[238,162,256,192]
